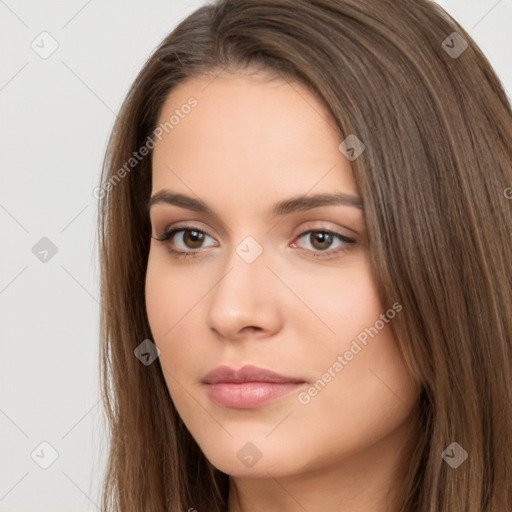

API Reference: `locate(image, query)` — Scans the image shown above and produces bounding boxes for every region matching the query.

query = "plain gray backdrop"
[0,1,511,510]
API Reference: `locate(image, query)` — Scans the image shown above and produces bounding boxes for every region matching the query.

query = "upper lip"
[202,364,305,384]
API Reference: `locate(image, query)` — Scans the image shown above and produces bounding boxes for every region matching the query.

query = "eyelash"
[152,224,356,260]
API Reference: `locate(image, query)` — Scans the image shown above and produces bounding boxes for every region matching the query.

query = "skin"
[145,69,422,512]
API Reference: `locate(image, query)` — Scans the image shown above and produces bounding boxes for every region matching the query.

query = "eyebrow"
[147,190,363,216]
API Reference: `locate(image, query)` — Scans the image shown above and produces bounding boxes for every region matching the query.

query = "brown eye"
[181,229,205,249]
[308,231,334,251]
[152,226,217,259]
[292,228,356,260]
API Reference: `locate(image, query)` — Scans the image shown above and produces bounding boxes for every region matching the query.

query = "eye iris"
[184,230,204,249]
[310,231,332,251]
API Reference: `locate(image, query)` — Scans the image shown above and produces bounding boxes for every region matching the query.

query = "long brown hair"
[96,1,512,510]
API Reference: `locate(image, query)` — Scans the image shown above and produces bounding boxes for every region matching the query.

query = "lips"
[202,364,305,384]
[202,364,306,409]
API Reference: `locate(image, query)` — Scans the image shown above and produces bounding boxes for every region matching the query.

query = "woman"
[96,0,512,510]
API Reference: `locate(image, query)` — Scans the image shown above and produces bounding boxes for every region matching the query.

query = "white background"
[0,1,510,510]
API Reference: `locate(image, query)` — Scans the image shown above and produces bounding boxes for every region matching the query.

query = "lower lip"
[205,382,305,408]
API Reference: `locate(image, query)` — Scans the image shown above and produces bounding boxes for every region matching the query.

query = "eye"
[291,229,356,259]
[151,226,217,258]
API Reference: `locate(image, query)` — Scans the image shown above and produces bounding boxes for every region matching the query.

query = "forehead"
[151,71,358,204]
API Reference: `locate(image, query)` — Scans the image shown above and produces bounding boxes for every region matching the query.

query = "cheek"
[290,255,384,344]
[290,258,416,431]
[145,259,171,340]
[145,253,208,382]
[145,253,200,339]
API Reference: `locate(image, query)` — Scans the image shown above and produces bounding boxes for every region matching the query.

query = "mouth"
[202,364,307,409]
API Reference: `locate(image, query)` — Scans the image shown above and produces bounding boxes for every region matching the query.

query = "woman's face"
[146,70,420,479]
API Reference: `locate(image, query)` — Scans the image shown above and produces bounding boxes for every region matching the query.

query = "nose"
[205,243,284,341]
